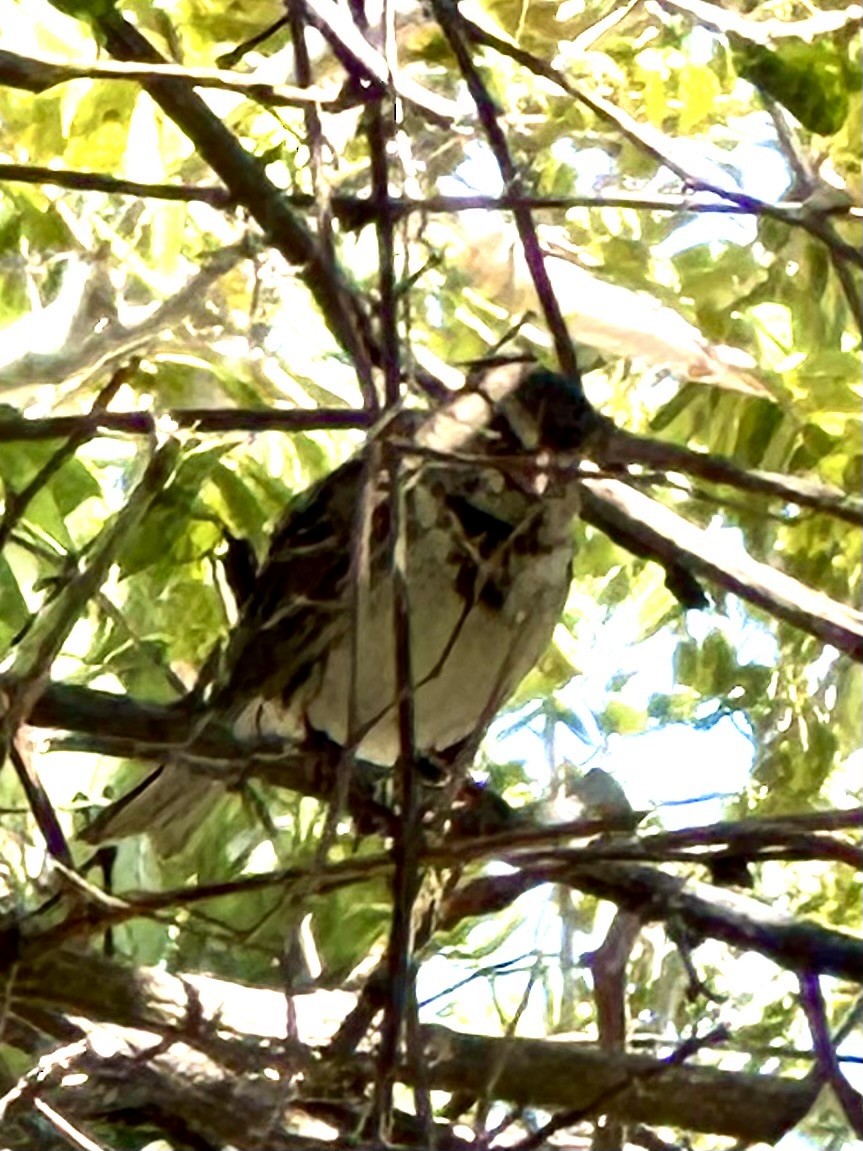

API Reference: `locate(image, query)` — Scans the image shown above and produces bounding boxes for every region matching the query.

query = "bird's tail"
[81,764,221,856]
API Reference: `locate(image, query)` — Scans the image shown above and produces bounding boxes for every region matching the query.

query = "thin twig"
[33,1099,114,1151]
[764,99,863,334]
[657,0,863,45]
[0,367,131,552]
[3,164,858,224]
[0,406,375,440]
[304,0,458,125]
[375,443,422,1135]
[0,46,342,105]
[91,8,377,394]
[1,438,180,728]
[431,0,581,383]
[799,972,863,1137]
[7,738,73,865]
[0,162,232,206]
[458,12,863,272]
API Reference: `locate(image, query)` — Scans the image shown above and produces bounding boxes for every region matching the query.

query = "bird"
[82,363,600,852]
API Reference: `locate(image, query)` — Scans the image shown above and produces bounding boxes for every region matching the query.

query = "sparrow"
[83,363,600,852]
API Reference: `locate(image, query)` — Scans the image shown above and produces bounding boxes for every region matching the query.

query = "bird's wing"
[80,457,369,850]
[216,455,366,719]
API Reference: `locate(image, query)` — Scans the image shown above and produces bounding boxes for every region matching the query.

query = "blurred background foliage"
[0,0,860,1146]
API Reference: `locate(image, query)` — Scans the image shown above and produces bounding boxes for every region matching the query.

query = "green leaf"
[647,691,698,724]
[734,41,851,136]
[0,444,100,549]
[0,554,29,651]
[48,0,117,22]
[649,383,700,433]
[600,698,646,735]
[208,463,270,548]
[117,446,232,576]
[795,351,863,413]
[733,400,784,469]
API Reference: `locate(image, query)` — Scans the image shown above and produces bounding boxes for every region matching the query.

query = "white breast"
[303,494,578,763]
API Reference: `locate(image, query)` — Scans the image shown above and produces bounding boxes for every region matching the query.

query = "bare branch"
[657,0,863,45]
[0,47,341,106]
[0,407,374,440]
[0,161,232,206]
[304,0,458,125]
[800,973,863,1137]
[431,0,581,382]
[2,163,858,225]
[596,424,863,526]
[419,1023,815,1142]
[0,948,819,1146]
[580,478,863,661]
[90,8,376,395]
[458,13,863,271]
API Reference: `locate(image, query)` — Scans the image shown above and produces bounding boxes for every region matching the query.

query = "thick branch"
[521,860,863,983]
[598,424,863,526]
[19,683,392,834]
[90,8,374,393]
[1,947,818,1144]
[580,477,863,661]
[18,682,863,985]
[419,1023,815,1142]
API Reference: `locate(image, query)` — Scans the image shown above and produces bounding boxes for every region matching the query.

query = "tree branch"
[580,477,863,661]
[0,46,340,106]
[458,12,863,271]
[431,0,581,382]
[0,947,819,1144]
[3,162,857,224]
[596,424,863,526]
[87,7,376,397]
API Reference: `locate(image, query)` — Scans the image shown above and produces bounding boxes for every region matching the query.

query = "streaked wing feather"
[217,457,364,708]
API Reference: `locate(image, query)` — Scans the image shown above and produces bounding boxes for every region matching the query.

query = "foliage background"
[0,0,860,1147]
